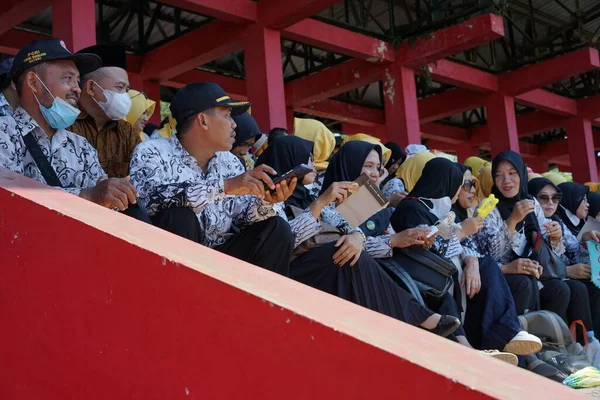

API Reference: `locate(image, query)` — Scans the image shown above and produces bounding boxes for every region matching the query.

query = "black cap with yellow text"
[170,82,251,124]
[10,38,102,84]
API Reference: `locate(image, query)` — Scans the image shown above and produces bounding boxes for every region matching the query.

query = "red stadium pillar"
[486,94,520,156]
[143,80,162,126]
[566,117,598,182]
[52,0,96,52]
[286,107,295,133]
[383,64,421,148]
[454,145,478,163]
[243,25,287,131]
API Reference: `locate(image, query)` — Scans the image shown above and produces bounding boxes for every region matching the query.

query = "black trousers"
[539,279,593,333]
[289,242,433,326]
[121,203,153,224]
[151,207,293,276]
[584,281,600,338]
[504,274,540,315]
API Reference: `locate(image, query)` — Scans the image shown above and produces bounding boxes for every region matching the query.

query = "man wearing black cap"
[0,38,138,211]
[130,82,296,275]
[69,44,139,179]
[231,112,263,170]
[0,58,19,116]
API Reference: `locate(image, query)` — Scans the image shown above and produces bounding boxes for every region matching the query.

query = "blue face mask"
[33,74,80,130]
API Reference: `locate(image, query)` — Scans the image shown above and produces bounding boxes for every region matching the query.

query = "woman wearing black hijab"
[256,137,461,337]
[557,182,600,241]
[475,151,591,333]
[381,142,407,206]
[391,158,541,355]
[231,113,263,170]
[529,178,598,342]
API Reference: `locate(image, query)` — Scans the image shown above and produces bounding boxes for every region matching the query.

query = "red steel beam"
[295,99,385,126]
[421,123,469,144]
[418,89,489,124]
[396,14,505,68]
[139,21,246,81]
[514,89,578,116]
[0,0,50,36]
[579,95,600,120]
[285,59,383,108]
[158,0,257,23]
[0,29,45,55]
[425,59,497,93]
[161,70,248,99]
[258,0,340,30]
[282,18,394,63]
[500,48,600,96]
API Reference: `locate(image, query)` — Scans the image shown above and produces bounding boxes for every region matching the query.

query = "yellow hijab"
[542,171,567,186]
[585,182,599,193]
[294,117,335,171]
[477,165,493,199]
[397,151,436,192]
[341,133,392,166]
[156,115,177,139]
[464,156,490,177]
[125,90,156,141]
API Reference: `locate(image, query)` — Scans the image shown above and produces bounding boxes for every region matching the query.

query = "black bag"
[529,231,567,280]
[376,257,426,306]
[391,245,457,298]
[22,132,63,187]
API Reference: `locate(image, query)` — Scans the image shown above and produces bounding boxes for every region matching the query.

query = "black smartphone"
[264,164,313,192]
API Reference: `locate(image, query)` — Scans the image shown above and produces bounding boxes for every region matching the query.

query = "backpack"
[519,310,591,382]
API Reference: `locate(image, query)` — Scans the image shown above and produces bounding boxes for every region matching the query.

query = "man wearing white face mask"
[69,44,138,179]
[0,38,138,212]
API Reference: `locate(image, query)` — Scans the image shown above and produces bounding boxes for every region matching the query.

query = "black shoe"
[426,315,461,338]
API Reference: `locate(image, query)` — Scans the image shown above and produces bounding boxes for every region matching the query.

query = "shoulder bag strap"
[22,132,63,187]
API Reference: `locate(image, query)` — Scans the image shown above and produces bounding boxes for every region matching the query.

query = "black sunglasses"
[537,194,562,204]
[462,179,477,192]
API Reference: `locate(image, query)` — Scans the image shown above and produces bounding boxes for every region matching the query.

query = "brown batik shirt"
[69,114,142,178]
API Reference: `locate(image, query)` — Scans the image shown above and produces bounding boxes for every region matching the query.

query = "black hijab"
[255,135,314,209]
[589,192,600,219]
[320,141,382,194]
[491,150,540,240]
[557,182,589,235]
[232,113,262,149]
[528,177,561,223]
[384,141,405,169]
[452,163,471,222]
[391,158,464,231]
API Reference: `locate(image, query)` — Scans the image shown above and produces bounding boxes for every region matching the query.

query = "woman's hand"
[389,191,409,207]
[332,232,363,266]
[421,233,436,249]
[377,168,389,186]
[506,199,535,234]
[461,217,485,237]
[310,181,359,219]
[391,227,433,248]
[461,257,481,299]
[544,221,563,245]
[567,264,591,280]
[501,258,542,277]
[583,230,600,242]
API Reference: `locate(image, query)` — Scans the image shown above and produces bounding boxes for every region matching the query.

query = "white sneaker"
[503,331,542,355]
[480,350,518,365]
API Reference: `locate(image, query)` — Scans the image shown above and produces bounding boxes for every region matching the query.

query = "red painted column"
[566,117,598,182]
[526,157,549,174]
[143,80,162,126]
[52,0,96,52]
[286,107,295,133]
[383,64,421,148]
[243,25,287,131]
[128,73,144,91]
[454,144,478,163]
[486,94,520,157]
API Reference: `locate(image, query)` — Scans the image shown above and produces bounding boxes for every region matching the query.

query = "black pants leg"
[215,217,293,276]
[585,281,600,338]
[290,243,434,326]
[151,207,293,276]
[464,257,521,350]
[564,279,593,332]
[504,275,539,315]
[539,279,570,321]
[121,203,153,224]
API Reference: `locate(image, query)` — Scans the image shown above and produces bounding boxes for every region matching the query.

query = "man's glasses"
[462,179,477,192]
[537,194,562,204]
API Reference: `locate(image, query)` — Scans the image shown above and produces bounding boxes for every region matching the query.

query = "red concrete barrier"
[0,168,584,399]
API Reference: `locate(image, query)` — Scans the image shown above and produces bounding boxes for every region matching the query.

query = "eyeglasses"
[462,179,477,192]
[537,194,562,204]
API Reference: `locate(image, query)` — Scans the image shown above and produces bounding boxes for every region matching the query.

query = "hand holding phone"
[264,164,313,193]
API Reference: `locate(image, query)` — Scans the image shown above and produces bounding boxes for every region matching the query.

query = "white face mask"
[419,197,453,220]
[92,81,132,120]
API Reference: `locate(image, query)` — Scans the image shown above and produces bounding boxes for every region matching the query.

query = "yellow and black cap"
[10,38,102,84]
[170,82,251,124]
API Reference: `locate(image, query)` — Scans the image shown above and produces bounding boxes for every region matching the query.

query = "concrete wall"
[0,168,583,399]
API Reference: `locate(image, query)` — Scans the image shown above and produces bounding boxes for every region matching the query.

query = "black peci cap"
[77,44,127,76]
[10,38,101,83]
[170,82,251,124]
[0,58,13,91]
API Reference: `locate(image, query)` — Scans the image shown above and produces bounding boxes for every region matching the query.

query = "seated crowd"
[2,38,600,370]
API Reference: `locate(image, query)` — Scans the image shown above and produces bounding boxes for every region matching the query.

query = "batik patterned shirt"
[382,177,405,198]
[0,106,105,195]
[129,137,279,248]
